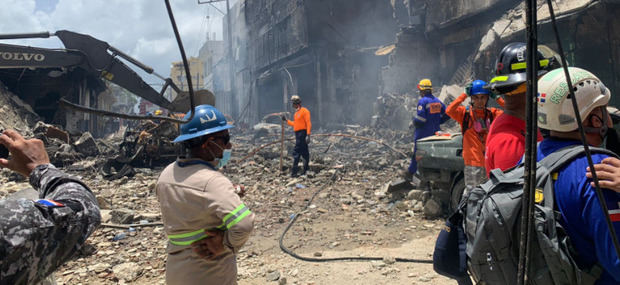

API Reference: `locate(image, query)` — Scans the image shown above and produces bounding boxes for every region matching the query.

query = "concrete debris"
[266,270,281,281]
[423,199,442,218]
[74,132,100,157]
[110,209,136,224]
[0,124,451,284]
[34,122,71,144]
[112,262,142,282]
[0,81,39,136]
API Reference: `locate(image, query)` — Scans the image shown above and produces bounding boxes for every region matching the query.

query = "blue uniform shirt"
[537,138,620,284]
[413,94,446,139]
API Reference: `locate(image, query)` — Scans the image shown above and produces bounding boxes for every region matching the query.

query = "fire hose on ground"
[278,170,433,264]
[238,133,432,263]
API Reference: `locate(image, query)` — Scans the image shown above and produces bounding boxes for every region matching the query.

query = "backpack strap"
[462,106,470,135]
[536,145,614,282]
[539,145,618,174]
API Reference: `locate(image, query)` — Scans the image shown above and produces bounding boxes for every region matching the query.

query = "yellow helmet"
[418,79,432,91]
[154,110,163,116]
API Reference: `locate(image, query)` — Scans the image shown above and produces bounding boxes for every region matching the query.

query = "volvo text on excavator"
[0,30,213,114]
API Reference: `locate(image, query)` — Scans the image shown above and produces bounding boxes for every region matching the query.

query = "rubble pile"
[372,85,463,133]
[0,125,449,284]
[0,82,40,136]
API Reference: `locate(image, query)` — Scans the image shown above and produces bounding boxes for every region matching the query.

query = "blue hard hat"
[173,105,234,143]
[470,79,490,96]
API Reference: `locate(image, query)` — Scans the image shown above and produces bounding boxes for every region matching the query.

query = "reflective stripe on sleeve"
[414,115,426,122]
[218,204,252,230]
[168,229,209,246]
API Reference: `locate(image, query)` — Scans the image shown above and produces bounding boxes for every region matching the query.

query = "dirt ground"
[0,128,456,285]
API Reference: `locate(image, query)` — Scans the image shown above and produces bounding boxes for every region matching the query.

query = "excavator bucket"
[170,89,216,113]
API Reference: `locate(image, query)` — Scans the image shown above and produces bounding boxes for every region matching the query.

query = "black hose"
[278,171,433,264]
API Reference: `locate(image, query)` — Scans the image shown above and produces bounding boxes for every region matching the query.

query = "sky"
[0,0,228,83]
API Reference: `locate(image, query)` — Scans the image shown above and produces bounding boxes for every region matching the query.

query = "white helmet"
[537,67,610,132]
[291,95,301,104]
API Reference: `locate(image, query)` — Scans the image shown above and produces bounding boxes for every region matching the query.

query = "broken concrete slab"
[110,209,136,224]
[74,132,100,157]
[34,121,70,143]
[386,178,413,193]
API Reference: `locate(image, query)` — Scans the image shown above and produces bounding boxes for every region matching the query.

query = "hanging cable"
[57,0,197,124]
[517,0,538,283]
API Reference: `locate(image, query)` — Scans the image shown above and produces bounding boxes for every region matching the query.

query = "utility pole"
[198,0,235,115]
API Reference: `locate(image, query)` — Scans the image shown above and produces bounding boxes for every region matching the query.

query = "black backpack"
[464,145,616,284]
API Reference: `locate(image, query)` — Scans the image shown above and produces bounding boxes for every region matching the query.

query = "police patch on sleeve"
[36,199,65,208]
[418,105,423,111]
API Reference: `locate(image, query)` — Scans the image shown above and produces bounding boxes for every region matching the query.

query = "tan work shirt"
[156,158,254,285]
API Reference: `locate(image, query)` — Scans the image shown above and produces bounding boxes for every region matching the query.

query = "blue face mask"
[217,149,232,169]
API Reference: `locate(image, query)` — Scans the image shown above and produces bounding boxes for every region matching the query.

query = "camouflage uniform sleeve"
[0,164,101,284]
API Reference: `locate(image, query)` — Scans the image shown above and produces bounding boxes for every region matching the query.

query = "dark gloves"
[465,82,473,96]
[281,115,287,121]
[306,135,311,144]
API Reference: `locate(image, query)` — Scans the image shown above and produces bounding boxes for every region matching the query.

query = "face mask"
[209,140,232,169]
[217,149,232,169]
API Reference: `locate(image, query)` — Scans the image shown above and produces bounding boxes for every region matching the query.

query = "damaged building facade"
[209,0,620,129]
[0,67,110,136]
[384,0,620,107]
[211,0,399,128]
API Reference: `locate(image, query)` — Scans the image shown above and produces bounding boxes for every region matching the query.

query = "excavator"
[0,30,214,114]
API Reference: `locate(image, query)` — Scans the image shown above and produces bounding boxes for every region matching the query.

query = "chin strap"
[584,107,609,139]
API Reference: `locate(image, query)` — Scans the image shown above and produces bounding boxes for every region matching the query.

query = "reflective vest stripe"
[168,204,252,245]
[226,208,252,229]
[168,229,209,246]
[218,204,251,230]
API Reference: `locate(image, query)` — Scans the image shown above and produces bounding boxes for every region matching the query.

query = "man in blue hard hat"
[155,105,255,285]
[446,79,504,193]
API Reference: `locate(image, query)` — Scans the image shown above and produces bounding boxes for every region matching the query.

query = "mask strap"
[584,107,609,138]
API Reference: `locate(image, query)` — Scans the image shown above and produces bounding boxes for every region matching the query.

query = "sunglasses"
[213,134,230,145]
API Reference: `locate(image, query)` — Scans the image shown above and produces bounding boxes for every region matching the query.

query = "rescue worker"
[446,79,504,192]
[408,79,448,177]
[281,95,311,177]
[0,129,101,284]
[536,67,620,283]
[484,42,558,176]
[156,105,254,285]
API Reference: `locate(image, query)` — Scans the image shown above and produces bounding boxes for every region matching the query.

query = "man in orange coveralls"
[282,95,312,177]
[446,79,504,195]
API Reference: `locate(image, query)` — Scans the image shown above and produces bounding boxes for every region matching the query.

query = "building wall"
[169,57,205,99]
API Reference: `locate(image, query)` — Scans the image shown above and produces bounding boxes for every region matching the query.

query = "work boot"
[302,160,309,176]
[400,169,412,182]
[291,166,300,178]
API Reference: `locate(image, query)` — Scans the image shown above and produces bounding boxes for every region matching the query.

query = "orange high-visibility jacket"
[287,107,312,134]
[446,93,504,167]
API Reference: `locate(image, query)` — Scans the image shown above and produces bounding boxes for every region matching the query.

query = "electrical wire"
[278,170,433,264]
